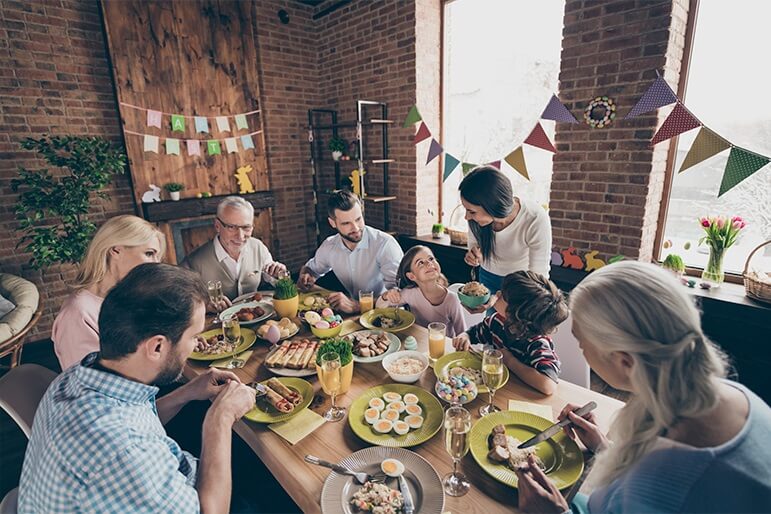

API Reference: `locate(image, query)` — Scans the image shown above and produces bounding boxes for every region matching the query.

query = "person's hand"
[297,269,316,292]
[462,290,499,314]
[263,261,288,278]
[381,289,402,305]
[515,454,569,514]
[558,403,609,453]
[464,246,482,267]
[328,292,358,313]
[453,333,471,351]
[207,296,232,313]
[184,368,241,402]
[206,380,256,427]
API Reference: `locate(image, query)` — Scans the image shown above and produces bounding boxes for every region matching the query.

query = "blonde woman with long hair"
[516,261,771,514]
[52,215,164,370]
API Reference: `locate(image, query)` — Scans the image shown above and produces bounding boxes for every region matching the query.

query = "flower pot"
[272,295,299,318]
[169,191,181,201]
[431,231,443,240]
[331,150,343,161]
[316,360,354,395]
[701,246,725,287]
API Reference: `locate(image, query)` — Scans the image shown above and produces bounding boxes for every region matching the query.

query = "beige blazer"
[181,237,273,299]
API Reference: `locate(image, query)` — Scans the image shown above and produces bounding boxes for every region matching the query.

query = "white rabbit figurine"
[141,184,162,203]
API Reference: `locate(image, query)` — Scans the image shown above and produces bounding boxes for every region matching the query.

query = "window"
[659,0,771,274]
[441,0,565,227]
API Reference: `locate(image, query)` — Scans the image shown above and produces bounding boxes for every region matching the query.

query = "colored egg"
[381,409,400,422]
[386,401,405,414]
[405,404,422,416]
[304,311,321,324]
[392,421,410,436]
[405,415,423,429]
[403,393,419,405]
[368,397,385,411]
[374,419,393,434]
[321,307,334,318]
[314,320,330,329]
[265,324,281,345]
[364,408,380,425]
[382,392,402,403]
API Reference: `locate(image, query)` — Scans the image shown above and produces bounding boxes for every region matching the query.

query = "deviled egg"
[393,421,410,435]
[373,419,393,434]
[403,393,419,405]
[382,391,402,403]
[404,404,422,416]
[404,415,423,429]
[381,458,405,477]
[364,408,380,425]
[368,397,385,411]
[381,409,400,422]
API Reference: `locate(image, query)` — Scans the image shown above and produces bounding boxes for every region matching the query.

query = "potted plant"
[698,215,747,287]
[328,136,347,161]
[272,276,299,318]
[315,337,354,394]
[661,254,685,276]
[164,182,185,201]
[431,223,445,239]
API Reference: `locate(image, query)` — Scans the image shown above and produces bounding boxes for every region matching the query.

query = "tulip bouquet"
[698,215,747,285]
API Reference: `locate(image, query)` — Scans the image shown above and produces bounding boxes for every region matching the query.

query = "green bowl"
[310,323,343,339]
[457,288,490,309]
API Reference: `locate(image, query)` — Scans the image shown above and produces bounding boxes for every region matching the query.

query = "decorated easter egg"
[304,311,322,325]
[321,307,334,318]
[265,324,281,344]
[315,320,330,329]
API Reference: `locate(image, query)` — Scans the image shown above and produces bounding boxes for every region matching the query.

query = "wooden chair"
[0,274,42,369]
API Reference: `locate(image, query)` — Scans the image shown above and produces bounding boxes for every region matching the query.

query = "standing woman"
[52,215,165,370]
[459,166,552,307]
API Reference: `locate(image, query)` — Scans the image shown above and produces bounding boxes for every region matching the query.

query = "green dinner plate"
[469,410,584,490]
[298,291,332,312]
[188,328,257,361]
[358,308,416,333]
[348,384,443,447]
[243,377,314,423]
[433,351,509,394]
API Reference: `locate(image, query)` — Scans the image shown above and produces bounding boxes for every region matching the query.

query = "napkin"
[268,409,326,445]
[339,319,362,337]
[507,399,554,420]
[209,351,253,369]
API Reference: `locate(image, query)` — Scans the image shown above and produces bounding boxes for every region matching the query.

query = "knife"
[517,401,597,449]
[398,474,414,514]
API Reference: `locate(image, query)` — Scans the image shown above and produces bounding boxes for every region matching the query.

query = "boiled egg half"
[381,458,405,477]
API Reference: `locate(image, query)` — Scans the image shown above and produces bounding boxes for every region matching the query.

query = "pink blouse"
[52,289,103,370]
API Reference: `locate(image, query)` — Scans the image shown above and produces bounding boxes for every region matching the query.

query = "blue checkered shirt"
[19,353,200,513]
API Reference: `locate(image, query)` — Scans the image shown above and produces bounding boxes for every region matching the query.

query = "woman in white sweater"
[459,166,552,309]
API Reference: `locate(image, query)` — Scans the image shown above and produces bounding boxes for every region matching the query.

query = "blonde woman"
[52,215,164,370]
[516,261,771,514]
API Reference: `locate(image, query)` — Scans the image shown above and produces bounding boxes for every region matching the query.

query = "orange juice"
[429,333,445,360]
[359,291,374,313]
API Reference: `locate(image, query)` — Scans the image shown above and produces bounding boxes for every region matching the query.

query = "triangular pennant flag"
[224,137,238,154]
[170,114,185,132]
[504,146,529,180]
[215,116,231,133]
[240,135,254,150]
[650,103,701,146]
[625,76,678,118]
[524,122,557,153]
[186,139,201,156]
[143,134,159,153]
[462,162,478,176]
[146,110,162,128]
[541,94,578,123]
[679,127,730,173]
[207,140,221,155]
[425,139,443,165]
[165,138,180,155]
[194,116,209,133]
[234,114,248,130]
[443,153,460,181]
[414,122,431,144]
[487,160,501,170]
[403,105,422,127]
[719,146,769,196]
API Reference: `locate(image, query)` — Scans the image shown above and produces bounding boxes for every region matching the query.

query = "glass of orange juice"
[359,291,374,313]
[428,322,446,364]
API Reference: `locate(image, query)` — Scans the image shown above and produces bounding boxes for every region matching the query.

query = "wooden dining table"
[184,314,624,514]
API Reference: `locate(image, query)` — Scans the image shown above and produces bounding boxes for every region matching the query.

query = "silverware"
[398,474,414,514]
[247,382,268,400]
[304,455,386,485]
[517,401,597,449]
[470,266,478,282]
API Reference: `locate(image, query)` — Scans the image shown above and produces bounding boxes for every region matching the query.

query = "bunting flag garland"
[131,129,260,156]
[541,94,578,123]
[215,116,231,133]
[487,160,501,170]
[650,103,701,146]
[504,146,528,180]
[186,139,201,156]
[443,153,460,181]
[170,114,185,132]
[194,116,209,133]
[207,140,221,155]
[523,122,557,153]
[241,135,255,150]
[143,134,159,153]
[234,114,249,130]
[414,122,431,144]
[165,138,180,155]
[224,137,238,154]
[625,75,677,118]
[719,147,770,196]
[426,138,443,165]
[462,162,478,175]
[147,110,162,128]
[679,127,730,173]
[403,105,422,127]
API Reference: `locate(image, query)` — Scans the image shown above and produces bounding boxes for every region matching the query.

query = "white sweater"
[467,198,552,278]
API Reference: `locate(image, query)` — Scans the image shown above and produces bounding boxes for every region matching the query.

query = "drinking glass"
[428,322,446,364]
[480,348,504,416]
[442,405,472,496]
[358,291,374,313]
[222,313,241,347]
[207,280,223,307]
[318,352,346,422]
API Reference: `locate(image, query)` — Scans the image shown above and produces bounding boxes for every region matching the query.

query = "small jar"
[403,335,418,351]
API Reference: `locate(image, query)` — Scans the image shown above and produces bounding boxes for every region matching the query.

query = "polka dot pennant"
[650,103,701,146]
[524,122,557,153]
[679,127,730,173]
[625,76,678,118]
[719,146,770,196]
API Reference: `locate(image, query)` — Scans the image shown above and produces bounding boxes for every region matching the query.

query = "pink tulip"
[717,217,725,229]
[701,218,710,227]
[732,220,742,230]
[741,221,747,229]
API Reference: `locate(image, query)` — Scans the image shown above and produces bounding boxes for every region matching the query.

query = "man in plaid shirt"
[19,263,256,513]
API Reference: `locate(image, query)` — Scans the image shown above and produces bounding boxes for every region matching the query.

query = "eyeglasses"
[216,217,254,232]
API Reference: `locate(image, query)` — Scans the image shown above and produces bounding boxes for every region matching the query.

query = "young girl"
[453,270,568,395]
[376,245,467,337]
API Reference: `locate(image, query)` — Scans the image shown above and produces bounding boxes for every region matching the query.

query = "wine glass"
[318,352,346,422]
[222,313,242,346]
[207,280,223,310]
[442,405,472,496]
[480,348,504,416]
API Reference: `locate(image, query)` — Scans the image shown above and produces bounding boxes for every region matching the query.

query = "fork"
[304,455,386,484]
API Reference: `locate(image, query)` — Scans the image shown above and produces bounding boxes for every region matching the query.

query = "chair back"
[0,488,17,514]
[0,364,57,438]
[551,315,590,388]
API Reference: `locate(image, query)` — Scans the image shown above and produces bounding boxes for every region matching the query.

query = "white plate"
[263,344,318,377]
[232,291,273,305]
[346,330,402,363]
[219,301,275,326]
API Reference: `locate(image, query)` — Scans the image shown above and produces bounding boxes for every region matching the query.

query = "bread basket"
[447,204,469,246]
[743,240,771,304]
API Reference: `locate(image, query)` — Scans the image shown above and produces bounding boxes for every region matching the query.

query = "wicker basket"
[447,204,469,246]
[743,240,771,304]
[446,227,468,246]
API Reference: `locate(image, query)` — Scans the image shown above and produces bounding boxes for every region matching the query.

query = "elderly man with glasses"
[182,196,286,306]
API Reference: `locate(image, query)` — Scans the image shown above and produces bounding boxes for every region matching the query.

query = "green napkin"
[507,399,554,421]
[268,409,325,445]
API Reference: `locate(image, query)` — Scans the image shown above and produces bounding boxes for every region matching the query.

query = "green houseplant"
[328,136,347,161]
[661,254,686,276]
[11,135,126,269]
[272,276,299,318]
[431,223,445,239]
[164,182,185,201]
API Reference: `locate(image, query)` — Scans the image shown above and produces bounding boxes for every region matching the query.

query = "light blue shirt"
[19,353,199,513]
[304,225,403,297]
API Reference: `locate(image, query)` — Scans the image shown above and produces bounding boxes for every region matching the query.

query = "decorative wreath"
[584,96,616,128]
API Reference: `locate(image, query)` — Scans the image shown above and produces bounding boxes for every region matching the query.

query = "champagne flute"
[442,405,472,496]
[207,280,223,309]
[222,313,241,346]
[480,348,504,416]
[318,352,346,422]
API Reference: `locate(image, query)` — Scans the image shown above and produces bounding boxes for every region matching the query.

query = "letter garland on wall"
[128,129,261,156]
[120,102,258,133]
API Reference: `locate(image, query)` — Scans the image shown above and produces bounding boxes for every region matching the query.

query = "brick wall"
[551,0,690,261]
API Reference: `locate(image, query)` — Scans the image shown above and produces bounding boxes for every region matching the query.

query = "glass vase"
[701,246,725,287]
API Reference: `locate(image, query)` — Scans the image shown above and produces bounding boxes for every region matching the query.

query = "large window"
[659,0,771,274]
[441,0,565,227]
